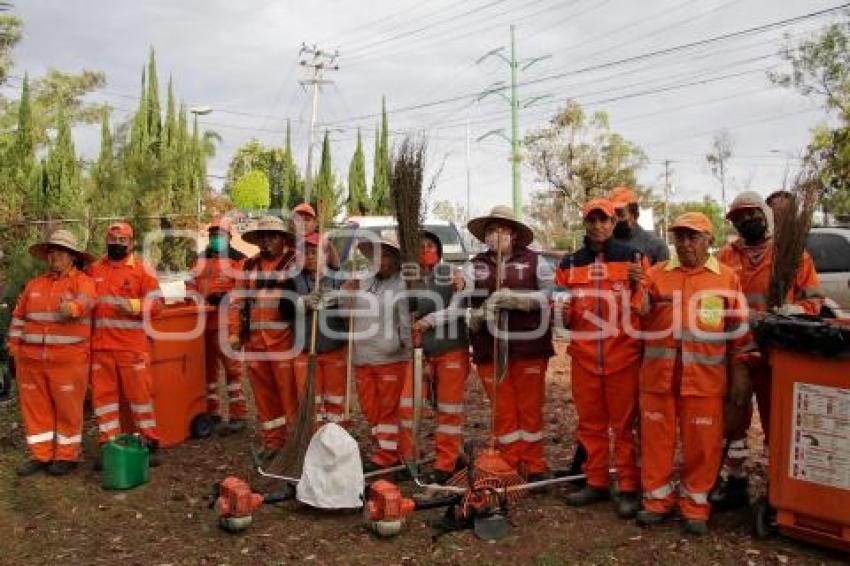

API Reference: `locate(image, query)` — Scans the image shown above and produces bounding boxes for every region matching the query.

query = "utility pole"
[298,44,339,205]
[476,26,550,219]
[466,119,472,221]
[663,159,673,244]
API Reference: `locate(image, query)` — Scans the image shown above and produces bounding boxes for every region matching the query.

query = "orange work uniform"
[8,268,96,462]
[555,238,647,493]
[187,247,247,420]
[717,240,822,465]
[89,254,163,444]
[638,255,758,520]
[229,252,297,450]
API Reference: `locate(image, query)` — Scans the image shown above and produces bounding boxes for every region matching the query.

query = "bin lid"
[754,314,850,357]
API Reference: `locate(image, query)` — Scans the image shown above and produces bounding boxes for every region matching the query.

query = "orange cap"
[209,216,233,235]
[609,186,638,208]
[582,198,616,219]
[303,232,321,247]
[107,222,134,238]
[670,212,713,236]
[293,202,316,218]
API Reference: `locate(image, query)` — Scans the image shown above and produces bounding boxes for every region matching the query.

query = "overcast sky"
[6,0,846,218]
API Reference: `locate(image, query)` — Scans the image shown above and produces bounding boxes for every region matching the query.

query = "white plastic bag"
[296,423,364,509]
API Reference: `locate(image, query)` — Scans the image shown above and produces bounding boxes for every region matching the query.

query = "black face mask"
[613,221,632,239]
[737,218,767,244]
[107,243,129,261]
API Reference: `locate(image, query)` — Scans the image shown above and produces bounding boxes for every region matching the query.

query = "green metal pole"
[510,25,521,218]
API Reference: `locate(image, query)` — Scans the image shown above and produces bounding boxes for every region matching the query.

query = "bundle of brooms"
[768,170,820,310]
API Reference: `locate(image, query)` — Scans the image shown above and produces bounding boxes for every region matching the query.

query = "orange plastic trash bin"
[753,315,850,553]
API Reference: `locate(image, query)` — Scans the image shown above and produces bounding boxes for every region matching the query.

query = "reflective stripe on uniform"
[56,434,82,445]
[95,319,144,330]
[498,431,521,445]
[680,329,726,344]
[520,430,544,442]
[375,424,398,434]
[378,439,398,451]
[8,329,22,338]
[399,398,413,408]
[681,352,726,366]
[22,333,85,345]
[207,383,218,391]
[681,487,709,505]
[400,419,413,429]
[98,295,128,306]
[207,394,218,401]
[99,420,120,432]
[261,417,287,430]
[323,394,344,404]
[226,383,242,392]
[436,424,462,435]
[11,317,25,327]
[137,419,156,429]
[644,483,674,500]
[27,431,55,445]
[249,321,290,331]
[94,403,120,417]
[437,402,464,414]
[727,439,749,459]
[130,403,154,413]
[644,346,676,359]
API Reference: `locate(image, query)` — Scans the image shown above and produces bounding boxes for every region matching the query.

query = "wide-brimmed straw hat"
[357,237,402,260]
[467,205,534,248]
[29,229,95,264]
[241,215,295,245]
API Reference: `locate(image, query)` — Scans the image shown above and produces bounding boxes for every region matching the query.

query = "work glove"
[467,307,486,333]
[775,303,805,316]
[486,289,536,312]
[724,363,752,437]
[412,317,434,335]
[59,300,78,320]
[302,290,324,311]
[228,334,242,351]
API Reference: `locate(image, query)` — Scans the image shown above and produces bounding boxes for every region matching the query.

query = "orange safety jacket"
[186,247,246,329]
[8,268,96,362]
[638,256,758,397]
[228,251,296,351]
[717,238,823,315]
[88,254,163,353]
[554,238,649,375]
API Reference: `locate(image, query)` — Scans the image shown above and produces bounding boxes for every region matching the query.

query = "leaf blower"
[210,476,292,533]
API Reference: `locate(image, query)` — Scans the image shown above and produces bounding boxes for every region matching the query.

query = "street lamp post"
[190,106,213,228]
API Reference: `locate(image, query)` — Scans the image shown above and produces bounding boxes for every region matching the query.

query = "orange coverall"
[229,253,297,450]
[9,268,95,462]
[555,239,648,493]
[717,240,822,467]
[638,256,758,520]
[89,254,163,445]
[187,249,247,420]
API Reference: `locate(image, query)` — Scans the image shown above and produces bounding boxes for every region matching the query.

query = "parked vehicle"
[805,226,850,316]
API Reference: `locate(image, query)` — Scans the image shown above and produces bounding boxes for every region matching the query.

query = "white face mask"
[485,230,512,253]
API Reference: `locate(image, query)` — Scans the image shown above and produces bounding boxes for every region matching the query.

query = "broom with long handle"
[269,201,325,478]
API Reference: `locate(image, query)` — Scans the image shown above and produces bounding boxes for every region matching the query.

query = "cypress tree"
[14,73,34,172]
[163,76,177,152]
[45,102,81,218]
[146,47,162,153]
[315,130,335,208]
[370,97,391,213]
[347,128,368,214]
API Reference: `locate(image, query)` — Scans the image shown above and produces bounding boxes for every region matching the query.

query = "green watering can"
[101,434,150,490]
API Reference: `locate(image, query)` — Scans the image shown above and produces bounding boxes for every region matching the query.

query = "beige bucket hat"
[28,229,95,264]
[241,215,295,246]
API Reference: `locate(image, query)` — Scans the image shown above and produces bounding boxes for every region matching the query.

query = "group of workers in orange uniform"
[7,187,821,536]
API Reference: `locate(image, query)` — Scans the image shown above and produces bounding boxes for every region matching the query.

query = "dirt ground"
[1,344,847,565]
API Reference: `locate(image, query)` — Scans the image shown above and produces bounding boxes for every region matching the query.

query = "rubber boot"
[16,459,48,477]
[616,492,640,519]
[47,460,79,476]
[708,475,749,510]
[565,485,610,507]
[683,519,709,536]
[636,509,673,527]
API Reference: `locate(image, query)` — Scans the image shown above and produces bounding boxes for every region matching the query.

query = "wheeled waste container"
[753,314,850,553]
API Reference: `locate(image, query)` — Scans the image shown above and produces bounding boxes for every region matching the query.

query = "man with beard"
[711,191,822,509]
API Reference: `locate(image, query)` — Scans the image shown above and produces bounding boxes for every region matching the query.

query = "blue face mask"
[208,234,227,252]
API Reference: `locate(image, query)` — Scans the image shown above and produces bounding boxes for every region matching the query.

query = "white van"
[343,216,471,265]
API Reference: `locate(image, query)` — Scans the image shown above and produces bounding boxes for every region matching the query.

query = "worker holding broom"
[554,198,646,519]
[186,216,248,435]
[465,205,555,482]
[400,229,470,485]
[228,215,298,461]
[634,212,758,536]
[7,230,95,476]
[279,231,348,425]
[342,238,412,472]
[89,222,164,468]
[711,192,823,509]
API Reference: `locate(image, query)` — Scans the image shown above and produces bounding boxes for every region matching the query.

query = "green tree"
[705,129,734,212]
[145,47,162,154]
[771,21,850,217]
[0,7,21,84]
[523,99,647,242]
[314,130,343,225]
[347,128,368,215]
[370,97,391,213]
[232,170,271,210]
[43,102,82,219]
